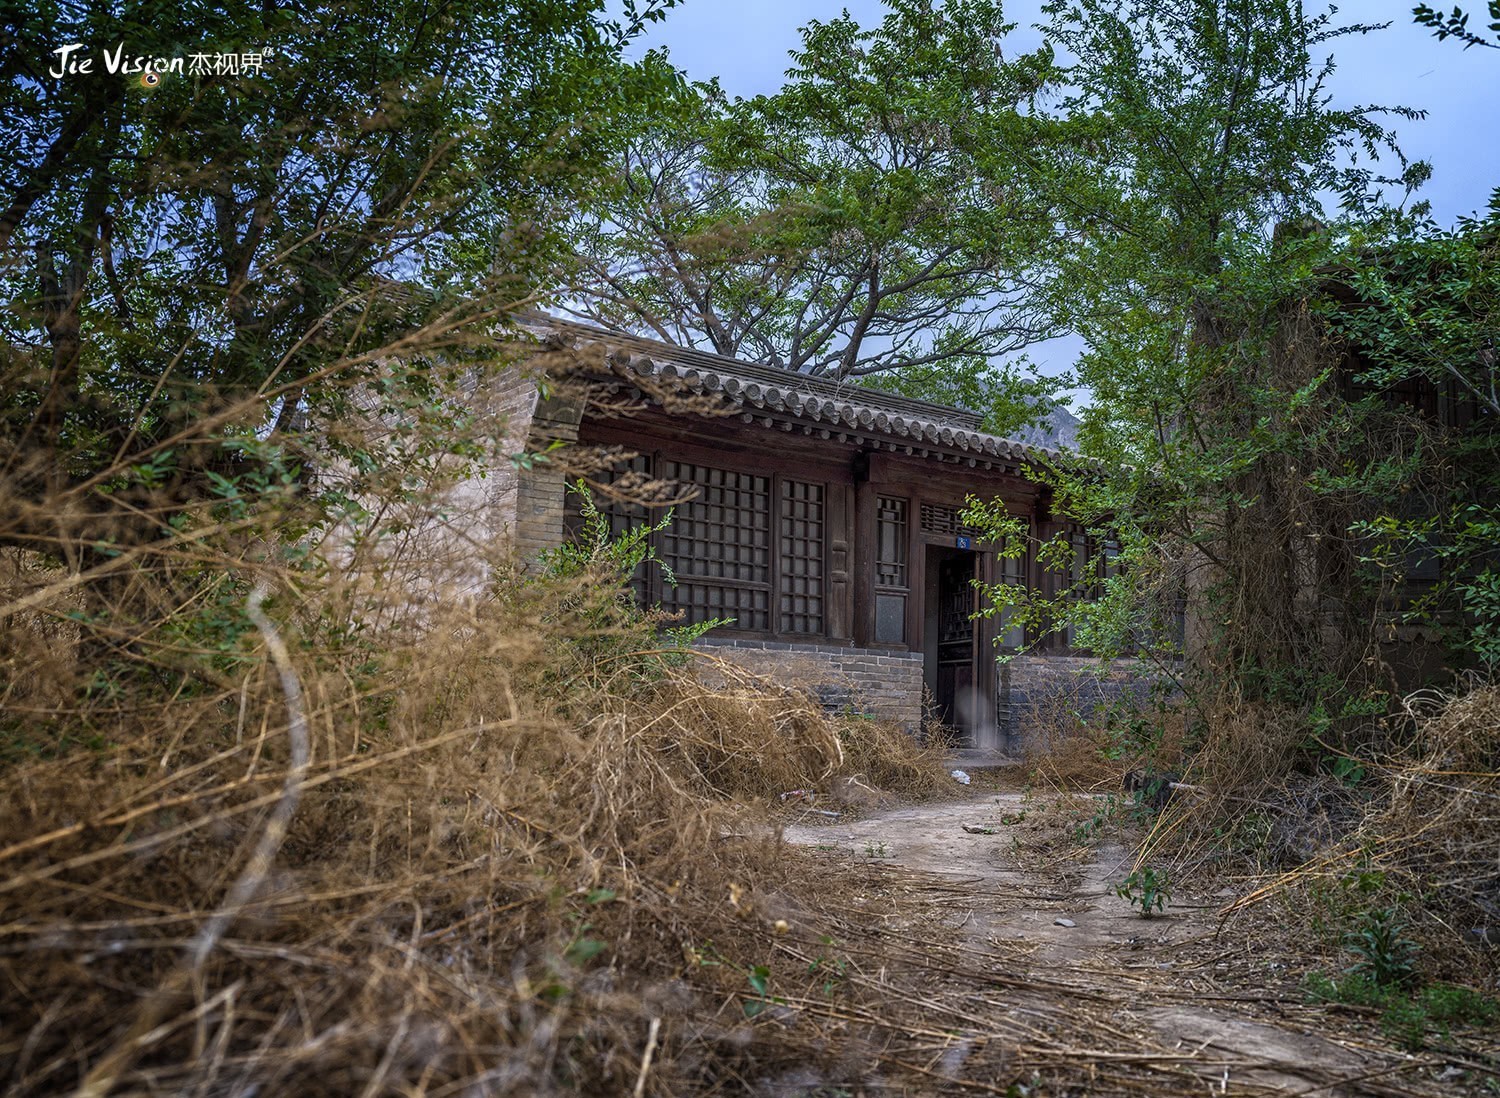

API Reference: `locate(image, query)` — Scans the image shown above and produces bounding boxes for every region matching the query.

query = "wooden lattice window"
[565,453,833,639]
[875,496,909,643]
[779,480,824,634]
[919,501,980,539]
[562,453,650,602]
[659,461,772,632]
[1101,538,1121,585]
[997,530,1028,649]
[1058,529,1096,650]
[876,497,908,588]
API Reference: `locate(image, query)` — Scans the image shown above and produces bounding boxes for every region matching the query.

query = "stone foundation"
[694,637,924,731]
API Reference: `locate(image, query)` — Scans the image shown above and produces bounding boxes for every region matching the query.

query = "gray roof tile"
[525,316,1065,467]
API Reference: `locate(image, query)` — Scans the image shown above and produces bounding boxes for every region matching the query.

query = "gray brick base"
[693,637,925,731]
[1001,654,1163,753]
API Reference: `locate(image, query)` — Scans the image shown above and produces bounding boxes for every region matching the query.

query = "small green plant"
[562,914,608,967]
[807,952,849,996]
[537,482,731,669]
[1115,865,1171,917]
[863,840,890,859]
[1303,970,1498,1051]
[1004,1072,1045,1097]
[1071,795,1117,845]
[687,940,725,968]
[1329,753,1366,786]
[1304,904,1489,1052]
[743,964,787,1018]
[1345,907,1418,988]
[540,480,676,585]
[1423,982,1500,1028]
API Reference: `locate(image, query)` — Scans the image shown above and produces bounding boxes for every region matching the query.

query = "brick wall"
[420,363,583,574]
[310,363,549,610]
[694,637,925,731]
[481,365,541,545]
[511,392,584,566]
[1001,654,1162,753]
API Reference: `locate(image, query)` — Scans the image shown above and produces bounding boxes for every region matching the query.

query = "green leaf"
[565,937,608,965]
[747,964,770,997]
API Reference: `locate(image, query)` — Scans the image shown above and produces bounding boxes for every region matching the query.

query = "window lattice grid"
[1060,530,1095,650]
[938,558,975,645]
[919,501,980,539]
[563,454,651,601]
[997,533,1028,649]
[1067,531,1097,599]
[669,582,771,631]
[779,479,825,634]
[998,534,1028,584]
[875,496,908,589]
[658,461,772,632]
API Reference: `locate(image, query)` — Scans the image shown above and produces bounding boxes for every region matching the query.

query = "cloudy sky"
[627,1,1498,397]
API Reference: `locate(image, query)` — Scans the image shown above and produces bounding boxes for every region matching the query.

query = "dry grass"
[1187,699,1308,796]
[1019,686,1125,791]
[1365,683,1500,965]
[0,530,965,1096]
[5,549,1486,1096]
[1137,681,1500,1001]
[1021,686,1192,794]
[1027,730,1122,791]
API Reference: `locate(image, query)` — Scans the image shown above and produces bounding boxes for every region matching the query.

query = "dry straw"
[0,512,961,1095]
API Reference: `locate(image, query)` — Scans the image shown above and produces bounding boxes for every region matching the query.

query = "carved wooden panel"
[875,496,908,642]
[919,501,980,539]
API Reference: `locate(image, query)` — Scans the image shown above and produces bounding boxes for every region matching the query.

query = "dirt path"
[781,785,1473,1097]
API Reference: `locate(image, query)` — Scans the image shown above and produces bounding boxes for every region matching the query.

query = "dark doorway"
[923,546,978,744]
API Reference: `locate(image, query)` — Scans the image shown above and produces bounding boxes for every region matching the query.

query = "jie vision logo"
[49,44,268,86]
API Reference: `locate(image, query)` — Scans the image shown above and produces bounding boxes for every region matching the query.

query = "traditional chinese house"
[489,318,1152,749]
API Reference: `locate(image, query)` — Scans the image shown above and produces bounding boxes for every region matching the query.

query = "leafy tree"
[0,0,682,708]
[567,0,1061,431]
[0,0,680,558]
[564,81,801,360]
[994,0,1429,728]
[1412,1,1500,48]
[1323,206,1500,667]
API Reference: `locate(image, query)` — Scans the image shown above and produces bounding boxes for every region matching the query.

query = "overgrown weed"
[0,506,945,1095]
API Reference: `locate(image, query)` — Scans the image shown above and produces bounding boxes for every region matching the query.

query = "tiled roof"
[525,316,1063,472]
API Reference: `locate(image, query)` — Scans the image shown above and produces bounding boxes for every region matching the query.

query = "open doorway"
[922,545,979,745]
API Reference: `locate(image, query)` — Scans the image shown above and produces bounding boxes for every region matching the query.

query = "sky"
[626,0,1500,399]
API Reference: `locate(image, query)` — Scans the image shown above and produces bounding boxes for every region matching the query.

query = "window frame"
[569,450,833,642]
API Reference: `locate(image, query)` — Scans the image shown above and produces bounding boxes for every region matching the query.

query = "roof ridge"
[518,313,1064,464]
[526,315,986,430]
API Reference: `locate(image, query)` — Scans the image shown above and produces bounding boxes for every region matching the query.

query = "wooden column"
[852,474,876,648]
[828,482,854,642]
[975,548,998,733]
